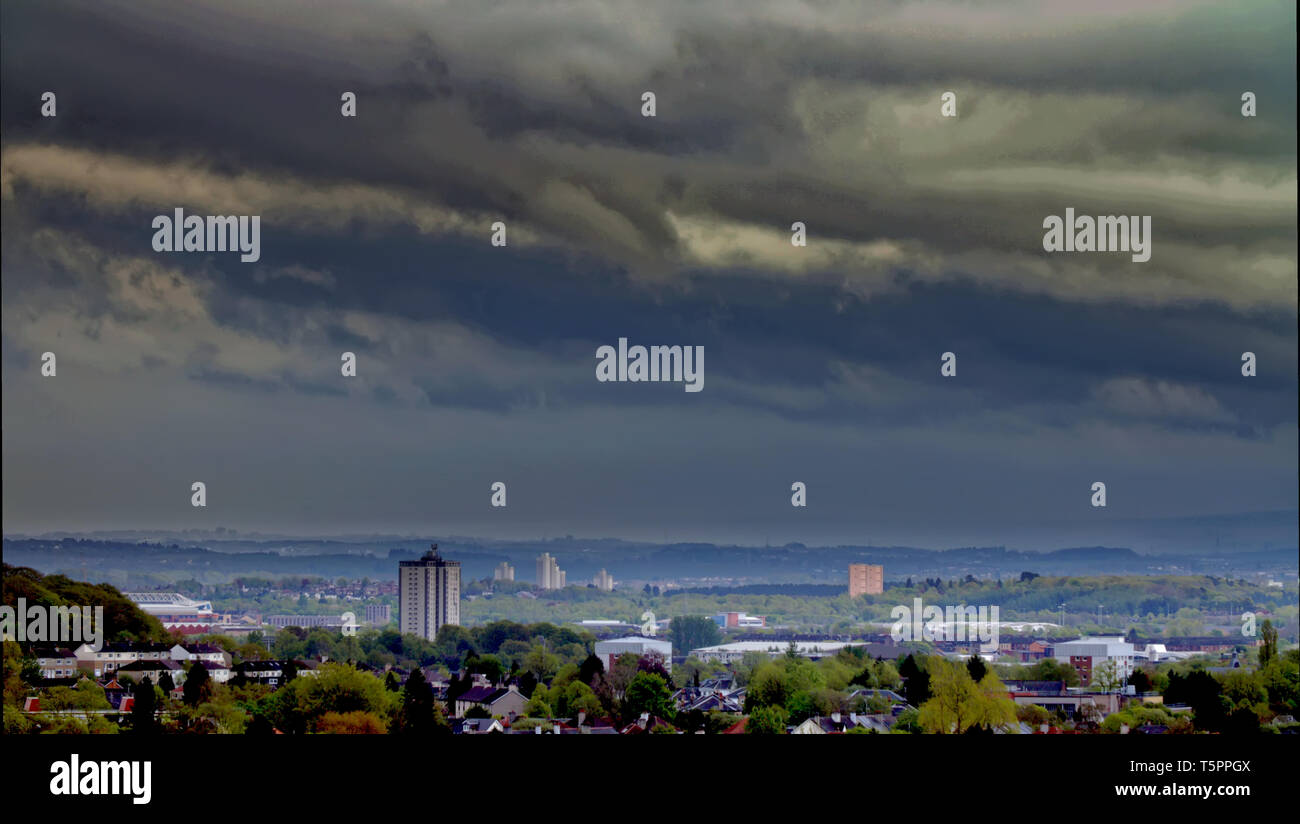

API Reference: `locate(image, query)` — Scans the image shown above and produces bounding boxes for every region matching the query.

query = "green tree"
[182,662,212,707]
[668,616,722,654]
[1164,670,1226,732]
[1092,660,1122,694]
[891,707,922,734]
[622,672,676,723]
[1017,703,1052,727]
[131,676,158,734]
[467,654,505,685]
[1259,619,1278,668]
[1127,668,1153,694]
[565,681,604,718]
[578,653,605,687]
[918,659,1016,734]
[607,652,641,696]
[1026,657,1081,687]
[394,668,448,735]
[746,705,788,734]
[523,644,560,681]
[268,662,396,733]
[524,693,552,718]
[316,710,386,734]
[899,654,931,706]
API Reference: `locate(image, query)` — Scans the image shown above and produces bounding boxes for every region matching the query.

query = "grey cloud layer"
[3,0,1295,304]
[1,0,1295,540]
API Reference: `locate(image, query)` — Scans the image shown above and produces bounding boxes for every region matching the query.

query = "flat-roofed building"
[1053,637,1136,686]
[690,640,853,664]
[711,611,766,629]
[264,614,349,630]
[399,545,460,641]
[594,636,672,673]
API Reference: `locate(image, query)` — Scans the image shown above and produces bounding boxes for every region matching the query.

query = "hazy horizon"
[5,507,1297,557]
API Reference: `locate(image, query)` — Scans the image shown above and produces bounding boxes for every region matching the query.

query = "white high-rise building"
[593,569,615,592]
[536,552,566,590]
[399,545,460,641]
[494,562,515,582]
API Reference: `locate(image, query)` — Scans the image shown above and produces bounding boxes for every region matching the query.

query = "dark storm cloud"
[3,0,1294,284]
[1,0,1295,541]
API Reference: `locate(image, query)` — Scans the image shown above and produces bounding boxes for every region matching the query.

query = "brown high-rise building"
[848,563,884,597]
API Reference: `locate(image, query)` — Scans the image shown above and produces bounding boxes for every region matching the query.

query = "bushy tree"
[1164,669,1227,732]
[394,668,448,735]
[1127,668,1153,694]
[182,662,212,707]
[899,654,931,706]
[918,659,1016,734]
[622,672,675,723]
[746,705,788,735]
[266,662,397,733]
[1259,620,1278,668]
[130,676,158,734]
[668,616,722,654]
[316,710,386,734]
[578,653,605,687]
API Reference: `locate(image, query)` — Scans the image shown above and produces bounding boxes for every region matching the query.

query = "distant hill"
[2,534,1294,588]
[2,563,168,643]
[1044,547,1141,561]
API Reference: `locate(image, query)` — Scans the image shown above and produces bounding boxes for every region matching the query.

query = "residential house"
[232,659,315,687]
[171,642,234,682]
[455,718,505,734]
[31,646,80,680]
[74,641,175,677]
[116,659,185,686]
[453,684,527,720]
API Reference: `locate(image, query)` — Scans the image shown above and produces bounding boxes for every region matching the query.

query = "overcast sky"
[2,0,1295,548]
